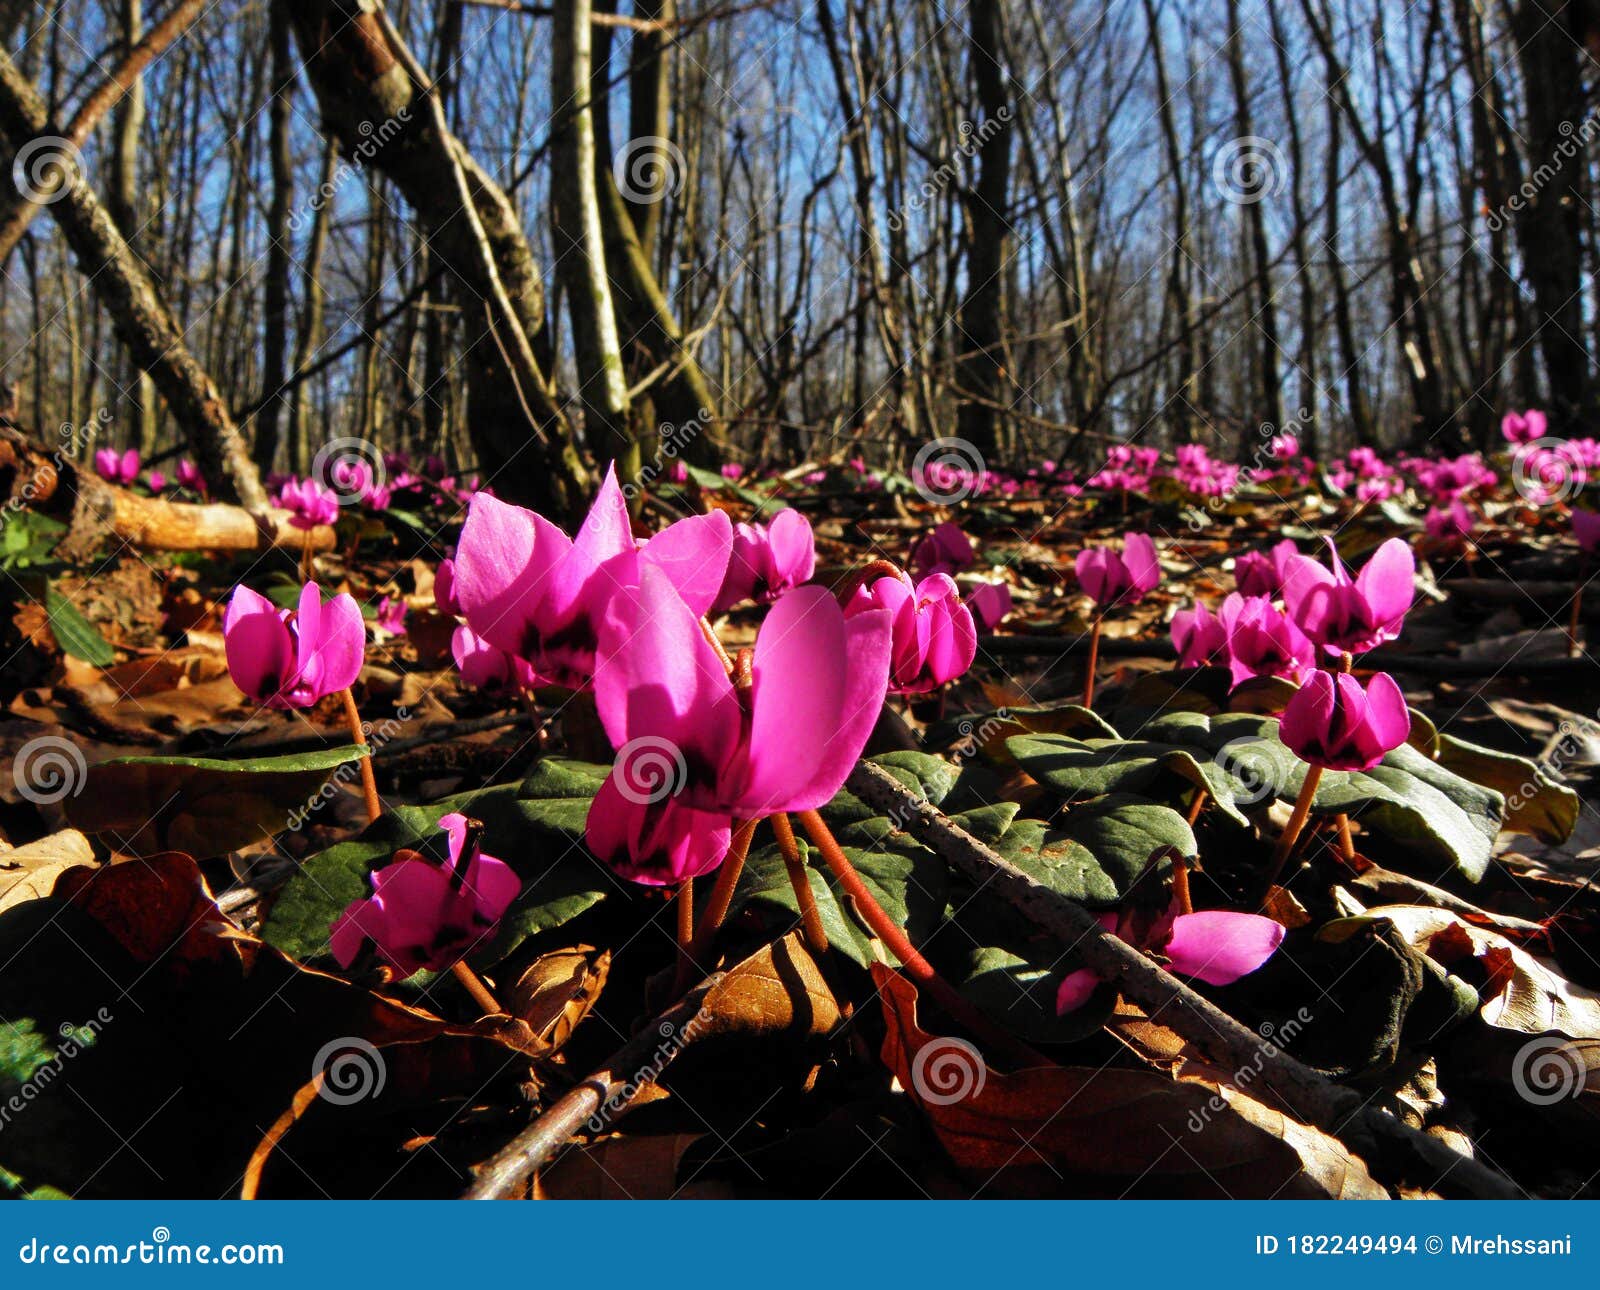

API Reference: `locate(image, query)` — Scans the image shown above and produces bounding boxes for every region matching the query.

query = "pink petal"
[1122,532,1160,596]
[585,774,731,886]
[1361,670,1412,756]
[224,589,294,704]
[1355,538,1415,631]
[454,493,570,657]
[1054,968,1104,1014]
[765,508,816,587]
[1164,911,1284,986]
[640,510,734,617]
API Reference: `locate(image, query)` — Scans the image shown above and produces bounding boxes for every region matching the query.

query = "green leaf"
[1434,732,1579,845]
[820,751,962,827]
[516,757,612,839]
[43,585,114,665]
[682,463,788,514]
[259,785,609,966]
[66,744,372,857]
[990,795,1190,908]
[729,833,947,969]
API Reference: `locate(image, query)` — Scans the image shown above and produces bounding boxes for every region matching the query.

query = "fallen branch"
[843,760,1522,1198]
[462,974,723,1199]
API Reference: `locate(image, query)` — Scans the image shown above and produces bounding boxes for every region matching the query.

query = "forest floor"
[0,458,1597,1200]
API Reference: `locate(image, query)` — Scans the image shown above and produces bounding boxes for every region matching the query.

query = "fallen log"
[0,421,333,554]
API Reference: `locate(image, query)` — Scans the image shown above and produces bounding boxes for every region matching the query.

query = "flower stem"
[773,812,830,955]
[674,876,695,991]
[835,558,906,606]
[1082,613,1104,709]
[338,687,381,824]
[678,817,758,991]
[451,960,503,1016]
[1336,814,1356,865]
[1569,555,1588,658]
[1261,764,1324,899]
[1170,850,1193,916]
[796,808,1044,1068]
[1184,790,1209,826]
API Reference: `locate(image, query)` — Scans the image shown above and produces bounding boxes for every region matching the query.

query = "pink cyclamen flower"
[721,462,745,480]
[846,570,976,695]
[276,477,341,530]
[1076,532,1160,610]
[93,447,140,485]
[584,569,891,883]
[1572,509,1600,556]
[967,581,1012,632]
[434,557,460,618]
[1279,670,1411,772]
[175,459,204,493]
[452,463,731,689]
[1281,537,1414,658]
[330,814,520,976]
[1502,409,1547,445]
[1171,602,1228,668]
[1217,593,1316,687]
[223,581,365,709]
[1424,499,1475,545]
[910,521,975,579]
[1234,540,1298,600]
[375,597,408,637]
[145,470,167,493]
[451,624,536,692]
[711,509,816,613]
[1056,897,1284,1013]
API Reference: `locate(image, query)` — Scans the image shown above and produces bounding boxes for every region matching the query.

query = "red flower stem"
[1338,651,1353,675]
[1082,613,1104,709]
[1569,555,1587,658]
[451,961,503,1016]
[1170,850,1193,916]
[338,688,381,824]
[796,808,1044,1068]
[835,558,906,606]
[678,817,758,989]
[1185,790,1209,826]
[674,876,696,991]
[773,812,830,955]
[1261,765,1324,899]
[1336,814,1356,865]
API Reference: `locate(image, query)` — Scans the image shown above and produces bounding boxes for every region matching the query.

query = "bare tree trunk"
[0,48,267,508]
[253,0,293,473]
[280,0,588,518]
[954,0,1012,461]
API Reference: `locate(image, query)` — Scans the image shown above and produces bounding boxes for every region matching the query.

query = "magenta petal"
[765,508,816,587]
[1164,911,1284,986]
[1280,669,1337,763]
[454,492,569,657]
[224,599,294,704]
[1361,670,1412,756]
[1054,968,1104,1015]
[571,463,637,571]
[585,774,731,886]
[1573,509,1600,554]
[1075,548,1115,605]
[1355,538,1415,631]
[593,565,742,788]
[1122,532,1160,596]
[306,591,366,698]
[918,574,977,688]
[640,510,734,618]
